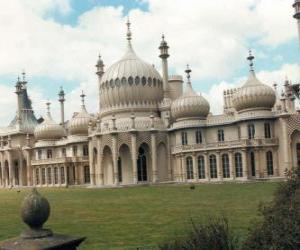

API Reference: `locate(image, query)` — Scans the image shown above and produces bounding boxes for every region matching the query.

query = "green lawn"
[0,182,279,249]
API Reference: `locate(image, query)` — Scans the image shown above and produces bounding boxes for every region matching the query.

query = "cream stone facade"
[1,10,300,188]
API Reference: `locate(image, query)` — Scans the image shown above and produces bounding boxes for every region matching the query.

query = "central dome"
[99,21,163,116]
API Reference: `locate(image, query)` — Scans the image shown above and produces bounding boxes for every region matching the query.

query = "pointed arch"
[118,144,133,184]
[102,146,114,185]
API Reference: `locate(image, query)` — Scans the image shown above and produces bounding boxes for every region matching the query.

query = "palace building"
[0,4,300,188]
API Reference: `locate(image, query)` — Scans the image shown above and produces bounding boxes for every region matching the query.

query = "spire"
[126,17,132,47]
[247,49,255,72]
[46,101,52,120]
[58,86,65,102]
[96,53,104,77]
[185,64,194,93]
[80,90,86,107]
[159,34,169,59]
[22,69,26,82]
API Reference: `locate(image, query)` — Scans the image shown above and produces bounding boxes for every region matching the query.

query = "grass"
[0,182,279,249]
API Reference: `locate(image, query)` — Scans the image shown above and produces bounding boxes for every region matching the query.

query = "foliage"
[244,167,300,249]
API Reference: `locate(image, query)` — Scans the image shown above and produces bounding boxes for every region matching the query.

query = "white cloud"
[0,0,298,125]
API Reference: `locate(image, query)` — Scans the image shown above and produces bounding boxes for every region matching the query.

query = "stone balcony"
[171,138,279,154]
[31,156,89,166]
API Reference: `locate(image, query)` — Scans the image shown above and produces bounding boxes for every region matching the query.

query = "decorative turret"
[171,65,210,121]
[58,87,65,128]
[159,34,170,99]
[293,0,300,47]
[232,51,276,113]
[96,54,105,78]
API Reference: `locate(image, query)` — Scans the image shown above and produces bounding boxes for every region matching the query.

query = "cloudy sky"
[0,0,299,126]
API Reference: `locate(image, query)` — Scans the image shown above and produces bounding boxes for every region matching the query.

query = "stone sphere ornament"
[20,188,53,239]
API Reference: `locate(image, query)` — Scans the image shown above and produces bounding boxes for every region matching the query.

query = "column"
[26,150,32,186]
[64,166,68,186]
[151,132,157,183]
[281,117,292,171]
[0,153,4,187]
[39,168,42,186]
[204,152,210,181]
[181,155,186,182]
[273,148,279,176]
[242,149,248,179]
[229,150,235,180]
[32,166,36,187]
[131,133,137,184]
[8,152,13,186]
[254,149,260,178]
[112,134,119,186]
[88,140,95,186]
[45,167,49,186]
[166,134,172,180]
[97,137,104,185]
[216,151,222,181]
[51,167,55,186]
[58,166,62,186]
[192,154,198,181]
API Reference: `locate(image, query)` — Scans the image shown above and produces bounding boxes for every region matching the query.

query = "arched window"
[148,77,152,86]
[235,153,243,177]
[195,129,202,144]
[115,78,120,87]
[118,157,122,183]
[83,144,89,156]
[128,76,133,85]
[135,76,140,85]
[198,155,205,179]
[186,157,194,180]
[121,77,127,85]
[181,131,188,145]
[47,168,52,184]
[248,124,255,139]
[72,146,78,156]
[36,168,40,185]
[61,167,65,184]
[222,154,230,178]
[84,166,90,184]
[137,147,147,181]
[264,123,271,138]
[54,167,58,184]
[141,77,147,86]
[209,155,217,179]
[266,151,274,176]
[250,151,256,177]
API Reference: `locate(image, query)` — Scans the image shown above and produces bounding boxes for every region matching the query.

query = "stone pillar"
[192,154,198,181]
[58,166,62,186]
[204,152,210,181]
[166,134,172,180]
[45,167,49,186]
[97,137,104,185]
[131,132,137,184]
[112,134,118,186]
[64,166,68,186]
[26,150,32,186]
[254,149,260,178]
[181,155,186,182]
[88,139,95,186]
[8,152,13,186]
[19,157,23,186]
[51,167,54,186]
[151,132,157,183]
[280,117,292,171]
[216,151,222,181]
[32,167,36,187]
[228,150,234,180]
[0,153,4,187]
[273,148,279,176]
[242,149,248,179]
[39,168,42,187]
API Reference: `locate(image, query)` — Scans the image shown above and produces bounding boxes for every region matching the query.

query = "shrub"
[159,217,238,250]
[244,167,300,250]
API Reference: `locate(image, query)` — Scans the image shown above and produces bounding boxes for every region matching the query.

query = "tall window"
[209,155,217,179]
[264,123,271,138]
[218,129,224,142]
[47,168,52,184]
[47,149,52,159]
[222,154,230,178]
[62,148,66,157]
[186,157,194,180]
[181,131,188,145]
[84,166,90,183]
[248,124,255,139]
[137,147,147,182]
[72,146,78,156]
[195,129,202,144]
[198,156,205,179]
[38,149,42,160]
[118,157,122,183]
[235,153,243,177]
[61,167,65,184]
[83,144,89,156]
[41,168,46,185]
[266,151,274,175]
[36,168,40,185]
[250,152,256,177]
[54,167,58,184]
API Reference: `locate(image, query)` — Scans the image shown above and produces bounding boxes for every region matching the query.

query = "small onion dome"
[232,51,276,112]
[171,65,210,121]
[69,91,91,135]
[34,102,65,140]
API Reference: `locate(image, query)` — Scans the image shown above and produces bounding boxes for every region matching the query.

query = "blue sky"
[0,0,299,125]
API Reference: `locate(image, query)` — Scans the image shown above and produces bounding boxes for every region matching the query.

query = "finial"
[126,17,132,43]
[185,64,192,84]
[80,90,86,106]
[162,34,165,41]
[46,101,51,113]
[247,49,255,71]
[22,69,26,82]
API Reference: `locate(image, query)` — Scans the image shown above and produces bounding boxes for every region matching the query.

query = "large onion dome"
[233,51,276,112]
[171,65,210,121]
[99,19,163,115]
[69,91,91,135]
[34,102,65,140]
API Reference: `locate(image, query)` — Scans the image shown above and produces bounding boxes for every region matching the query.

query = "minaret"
[80,90,86,108]
[15,76,22,126]
[293,0,300,46]
[96,54,104,112]
[58,87,65,128]
[159,34,170,99]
